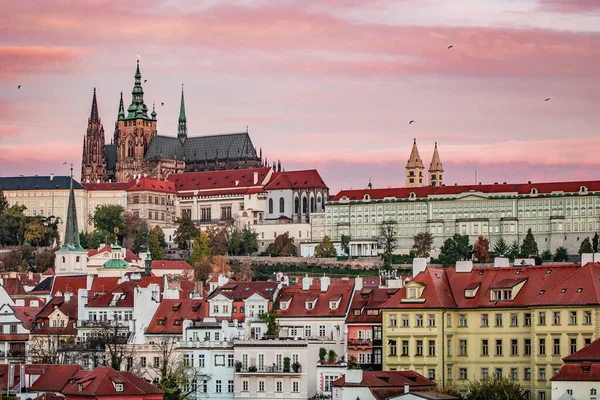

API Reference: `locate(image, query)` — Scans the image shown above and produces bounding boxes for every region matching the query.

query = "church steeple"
[405,138,425,187]
[63,169,83,251]
[126,58,149,119]
[118,92,125,120]
[428,142,444,187]
[89,88,100,124]
[178,84,187,143]
[82,88,107,183]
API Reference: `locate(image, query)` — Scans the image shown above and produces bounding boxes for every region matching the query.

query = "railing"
[0,351,26,358]
[238,364,302,374]
[347,339,372,347]
[77,320,130,328]
[178,340,234,348]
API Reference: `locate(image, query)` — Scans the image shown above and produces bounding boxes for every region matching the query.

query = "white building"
[551,337,600,400]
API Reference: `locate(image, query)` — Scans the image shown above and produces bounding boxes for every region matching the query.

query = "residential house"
[551,336,600,400]
[331,369,437,400]
[127,176,177,229]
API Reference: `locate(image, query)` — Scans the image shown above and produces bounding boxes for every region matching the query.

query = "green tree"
[554,246,569,262]
[438,234,472,267]
[266,233,298,257]
[173,214,198,250]
[35,250,56,273]
[340,234,351,257]
[258,309,278,337]
[190,231,212,264]
[412,231,434,258]
[241,226,259,255]
[148,225,166,260]
[80,229,115,249]
[91,205,127,240]
[465,376,526,400]
[228,228,243,256]
[0,190,7,214]
[314,235,337,258]
[0,205,26,246]
[508,240,520,262]
[24,218,49,246]
[520,228,539,257]
[473,235,490,263]
[492,237,509,257]
[375,220,398,269]
[541,249,553,261]
[580,237,593,254]
[593,232,600,253]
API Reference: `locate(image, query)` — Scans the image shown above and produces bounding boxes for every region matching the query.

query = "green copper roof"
[177,85,187,142]
[126,59,150,120]
[62,175,84,252]
[118,92,125,120]
[103,259,129,269]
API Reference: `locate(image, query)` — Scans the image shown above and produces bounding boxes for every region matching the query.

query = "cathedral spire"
[178,84,187,143]
[118,92,125,120]
[428,142,444,187]
[64,168,83,251]
[89,88,100,124]
[127,58,149,119]
[405,138,425,188]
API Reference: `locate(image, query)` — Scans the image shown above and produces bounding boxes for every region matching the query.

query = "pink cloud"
[0,142,80,165]
[0,46,85,81]
[538,0,600,13]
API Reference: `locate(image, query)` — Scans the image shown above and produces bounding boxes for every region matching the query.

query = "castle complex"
[81,60,263,183]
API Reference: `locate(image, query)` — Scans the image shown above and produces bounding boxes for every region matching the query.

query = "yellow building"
[380,262,600,400]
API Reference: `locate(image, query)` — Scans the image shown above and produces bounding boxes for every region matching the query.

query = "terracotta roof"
[489,277,527,289]
[87,281,142,308]
[126,177,176,193]
[332,370,435,390]
[208,281,278,301]
[563,337,600,362]
[264,170,328,190]
[331,179,600,201]
[530,263,600,306]
[380,268,456,310]
[168,167,272,193]
[276,278,354,318]
[1,278,27,296]
[60,366,164,396]
[146,299,206,334]
[31,296,78,335]
[346,287,399,324]
[151,260,193,270]
[29,364,84,392]
[88,245,140,261]
[51,276,88,297]
[82,182,129,191]
[14,305,42,330]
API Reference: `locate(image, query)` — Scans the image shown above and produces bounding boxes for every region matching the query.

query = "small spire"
[413,138,416,145]
[118,92,125,119]
[89,88,100,124]
[151,101,157,120]
[63,173,83,250]
[178,84,187,143]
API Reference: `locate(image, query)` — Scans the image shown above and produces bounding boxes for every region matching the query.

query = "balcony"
[177,340,234,349]
[77,320,130,328]
[348,339,373,348]
[236,364,303,375]
[0,351,26,358]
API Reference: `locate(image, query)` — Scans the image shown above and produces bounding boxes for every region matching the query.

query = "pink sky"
[1,0,599,191]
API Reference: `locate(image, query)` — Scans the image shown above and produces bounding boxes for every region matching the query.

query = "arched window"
[302,197,308,214]
[310,197,315,213]
[76,256,80,262]
[295,197,300,214]
[268,198,274,214]
[127,139,134,158]
[279,197,285,214]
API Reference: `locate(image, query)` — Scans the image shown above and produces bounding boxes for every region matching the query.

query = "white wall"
[265,189,294,220]
[552,380,600,400]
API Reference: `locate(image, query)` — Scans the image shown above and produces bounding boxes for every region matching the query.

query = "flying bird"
[17,85,21,89]
[447,45,453,49]
[63,162,67,165]
[409,120,415,124]
[544,98,551,101]
[161,102,164,106]
[144,79,147,83]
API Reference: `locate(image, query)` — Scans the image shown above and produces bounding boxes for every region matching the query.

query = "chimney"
[354,276,363,291]
[302,276,312,291]
[456,260,474,273]
[86,274,94,291]
[28,271,33,280]
[253,171,259,185]
[412,258,427,277]
[64,292,72,302]
[49,173,54,181]
[344,369,363,384]
[320,276,330,292]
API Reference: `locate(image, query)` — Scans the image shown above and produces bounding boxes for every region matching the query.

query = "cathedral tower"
[405,138,424,187]
[115,59,157,182]
[81,88,107,183]
[428,142,444,187]
[178,85,187,143]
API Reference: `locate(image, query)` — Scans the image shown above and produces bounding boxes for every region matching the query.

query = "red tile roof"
[126,177,176,193]
[146,299,206,335]
[552,337,600,382]
[563,337,600,362]
[82,182,129,191]
[332,370,435,390]
[60,366,164,396]
[346,287,399,324]
[168,167,272,193]
[14,306,42,330]
[264,170,328,190]
[29,364,84,392]
[51,276,88,297]
[1,277,27,296]
[31,296,78,335]
[276,278,354,318]
[380,264,594,310]
[87,245,141,262]
[208,281,278,301]
[151,260,193,270]
[87,281,142,308]
[331,180,600,201]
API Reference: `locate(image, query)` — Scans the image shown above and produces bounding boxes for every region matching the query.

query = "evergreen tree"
[241,227,259,255]
[508,240,520,261]
[554,246,569,262]
[412,232,434,258]
[593,232,600,253]
[315,235,337,258]
[580,237,593,254]
[520,228,539,257]
[492,237,509,257]
[438,234,472,267]
[541,249,553,261]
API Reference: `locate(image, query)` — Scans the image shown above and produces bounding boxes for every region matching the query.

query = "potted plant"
[235,361,243,372]
[319,347,327,361]
[327,350,337,363]
[248,365,258,372]
[283,357,291,372]
[292,361,301,373]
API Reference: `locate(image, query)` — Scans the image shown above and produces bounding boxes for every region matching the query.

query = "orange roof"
[146,299,206,334]
[82,182,129,191]
[264,170,328,190]
[126,177,175,193]
[168,167,271,192]
[151,260,193,270]
[87,245,140,262]
[276,279,354,318]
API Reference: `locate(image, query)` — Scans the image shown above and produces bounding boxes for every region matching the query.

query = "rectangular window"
[293,381,299,393]
[538,367,546,381]
[140,357,147,367]
[570,338,577,354]
[525,368,531,380]
[496,313,503,327]
[553,338,560,355]
[401,314,409,327]
[496,339,503,356]
[390,315,397,327]
[459,368,467,380]
[428,314,436,327]
[524,338,532,356]
[228,354,234,367]
[538,392,546,400]
[153,357,160,368]
[319,325,326,337]
[511,339,518,355]
[428,368,436,380]
[258,354,264,371]
[459,314,467,327]
[199,354,205,368]
[539,312,546,325]
[495,368,502,380]
[584,311,592,324]
[416,340,423,356]
[242,380,248,392]
[511,368,518,381]
[524,313,532,326]
[389,340,397,356]
[258,381,265,392]
[539,338,546,356]
[553,311,561,325]
[459,339,467,356]
[428,340,436,356]
[216,380,222,393]
[481,368,489,380]
[511,313,518,327]
[402,340,409,356]
[481,314,489,327]
[482,339,489,356]
[276,381,283,392]
[569,311,577,325]
[416,314,424,327]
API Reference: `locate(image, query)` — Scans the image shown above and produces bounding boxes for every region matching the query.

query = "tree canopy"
[148,225,167,260]
[173,214,198,250]
[412,231,433,258]
[465,376,526,400]
[473,235,490,263]
[375,221,398,269]
[340,234,351,257]
[438,234,472,267]
[520,228,538,257]
[554,246,569,262]
[266,233,298,257]
[190,231,212,264]
[91,205,127,239]
[492,237,509,257]
[315,235,337,258]
[580,237,593,254]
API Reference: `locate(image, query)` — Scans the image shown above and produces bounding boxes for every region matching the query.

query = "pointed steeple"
[405,138,425,188]
[406,138,424,169]
[151,101,157,120]
[126,58,149,119]
[89,88,101,124]
[178,84,187,143]
[428,142,444,187]
[63,168,83,251]
[118,92,125,120]
[367,177,372,190]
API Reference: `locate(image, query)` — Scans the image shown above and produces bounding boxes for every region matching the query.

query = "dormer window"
[580,186,588,193]
[115,383,124,392]
[363,194,371,201]
[174,318,183,326]
[329,301,339,310]
[306,301,314,310]
[353,309,361,316]
[280,299,291,311]
[491,289,512,301]
[409,192,417,199]
[530,188,538,195]
[408,288,418,299]
[78,384,83,392]
[402,282,426,303]
[157,318,167,326]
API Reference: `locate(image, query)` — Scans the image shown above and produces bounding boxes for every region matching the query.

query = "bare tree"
[375,220,398,269]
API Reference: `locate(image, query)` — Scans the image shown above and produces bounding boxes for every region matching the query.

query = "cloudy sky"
[1,0,599,191]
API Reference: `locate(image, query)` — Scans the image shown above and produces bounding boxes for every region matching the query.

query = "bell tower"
[428,142,444,187]
[115,58,157,182]
[405,139,424,187]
